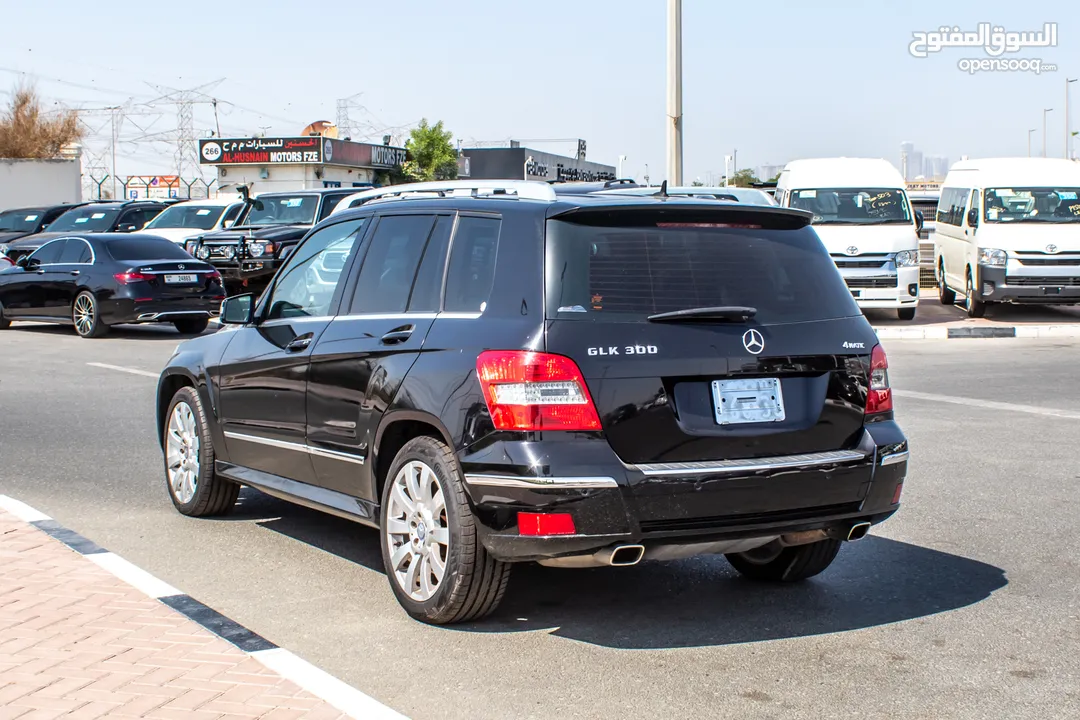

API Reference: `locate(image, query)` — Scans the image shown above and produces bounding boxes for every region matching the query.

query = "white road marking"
[88,552,182,599]
[86,362,158,378]
[251,648,409,720]
[893,389,1080,420]
[0,495,52,522]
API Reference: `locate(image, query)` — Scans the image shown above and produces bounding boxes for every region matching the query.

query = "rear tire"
[938,261,956,305]
[173,317,209,335]
[73,291,108,338]
[965,271,986,318]
[897,307,916,321]
[379,436,511,624]
[163,386,239,517]
[726,538,842,582]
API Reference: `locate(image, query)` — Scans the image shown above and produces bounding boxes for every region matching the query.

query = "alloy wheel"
[165,402,200,504]
[385,460,450,602]
[73,294,95,336]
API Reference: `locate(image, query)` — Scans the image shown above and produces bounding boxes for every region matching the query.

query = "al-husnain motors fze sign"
[199,137,407,169]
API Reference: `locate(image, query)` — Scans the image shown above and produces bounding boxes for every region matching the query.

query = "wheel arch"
[373,410,456,504]
[156,369,203,449]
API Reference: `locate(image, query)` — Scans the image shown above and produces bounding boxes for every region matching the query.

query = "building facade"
[459,147,616,183]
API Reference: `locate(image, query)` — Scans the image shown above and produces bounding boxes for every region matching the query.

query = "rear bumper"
[977,265,1080,304]
[101,296,223,325]
[461,421,908,563]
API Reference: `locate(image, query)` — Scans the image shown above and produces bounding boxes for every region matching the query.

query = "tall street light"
[1043,108,1053,157]
[1067,79,1078,160]
[1028,128,1037,157]
[666,0,683,185]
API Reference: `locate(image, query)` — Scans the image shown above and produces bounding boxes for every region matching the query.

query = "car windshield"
[243,195,319,226]
[791,188,912,225]
[47,206,120,232]
[106,238,193,261]
[545,215,861,325]
[145,204,226,231]
[984,187,1080,223]
[0,210,42,232]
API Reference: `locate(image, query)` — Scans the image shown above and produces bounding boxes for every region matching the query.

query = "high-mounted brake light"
[865,344,893,415]
[476,350,602,432]
[114,270,153,284]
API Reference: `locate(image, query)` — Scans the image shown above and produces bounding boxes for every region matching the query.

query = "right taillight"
[865,344,893,416]
[114,270,153,284]
[476,350,602,432]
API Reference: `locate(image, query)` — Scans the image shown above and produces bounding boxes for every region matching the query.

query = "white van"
[935,158,1080,317]
[776,158,922,320]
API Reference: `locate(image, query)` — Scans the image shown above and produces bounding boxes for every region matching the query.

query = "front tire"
[73,291,108,338]
[163,386,238,517]
[726,538,842,582]
[965,270,986,318]
[897,307,916,321]
[174,317,209,335]
[380,436,511,624]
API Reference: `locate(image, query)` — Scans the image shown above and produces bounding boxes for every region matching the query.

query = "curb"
[0,494,408,720]
[872,324,1080,340]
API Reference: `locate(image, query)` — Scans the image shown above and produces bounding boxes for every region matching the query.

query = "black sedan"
[0,234,225,338]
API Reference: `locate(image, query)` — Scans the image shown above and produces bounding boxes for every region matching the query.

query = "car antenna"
[657,180,668,198]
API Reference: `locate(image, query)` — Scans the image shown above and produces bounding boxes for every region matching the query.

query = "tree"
[0,84,83,159]
[768,172,781,183]
[690,179,705,186]
[400,119,458,183]
[730,168,760,187]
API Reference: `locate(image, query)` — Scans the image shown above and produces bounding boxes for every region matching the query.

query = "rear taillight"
[476,350,602,432]
[114,270,152,284]
[206,270,222,282]
[865,344,893,416]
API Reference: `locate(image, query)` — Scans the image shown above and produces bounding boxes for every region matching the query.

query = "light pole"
[1043,108,1053,157]
[1028,128,1037,157]
[1067,79,1078,159]
[666,0,683,185]
[617,154,627,179]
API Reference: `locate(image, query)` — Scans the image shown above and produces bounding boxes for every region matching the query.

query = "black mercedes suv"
[156,180,909,624]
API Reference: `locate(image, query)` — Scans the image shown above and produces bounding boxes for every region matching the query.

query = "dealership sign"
[199,137,407,169]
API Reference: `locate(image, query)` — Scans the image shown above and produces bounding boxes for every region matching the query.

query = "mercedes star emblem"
[845,246,859,256]
[1046,244,1059,254]
[742,329,765,355]
[177,264,185,270]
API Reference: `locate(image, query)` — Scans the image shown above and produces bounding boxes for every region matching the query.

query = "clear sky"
[1,0,1076,182]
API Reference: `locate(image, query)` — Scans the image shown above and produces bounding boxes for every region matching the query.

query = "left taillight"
[476,350,602,432]
[114,270,152,284]
[864,344,893,416]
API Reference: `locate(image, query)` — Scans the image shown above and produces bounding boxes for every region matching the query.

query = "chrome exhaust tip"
[609,544,645,567]
[846,522,871,542]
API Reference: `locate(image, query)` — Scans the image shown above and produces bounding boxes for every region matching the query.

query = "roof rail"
[339,180,557,207]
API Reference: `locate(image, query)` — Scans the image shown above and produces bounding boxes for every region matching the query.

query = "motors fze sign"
[200,138,408,169]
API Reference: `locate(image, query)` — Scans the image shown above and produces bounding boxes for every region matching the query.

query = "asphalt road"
[2,322,1079,720]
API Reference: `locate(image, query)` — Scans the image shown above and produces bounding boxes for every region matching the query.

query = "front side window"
[266,219,366,320]
[245,195,319,226]
[119,207,162,230]
[28,240,65,264]
[790,188,911,225]
[318,194,349,221]
[983,187,1080,223]
[47,207,120,232]
[145,205,227,231]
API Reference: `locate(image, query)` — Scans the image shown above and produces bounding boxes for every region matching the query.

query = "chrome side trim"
[879,451,909,466]
[632,449,868,477]
[223,431,365,465]
[464,473,618,489]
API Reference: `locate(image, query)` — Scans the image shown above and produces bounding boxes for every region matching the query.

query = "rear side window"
[545,217,859,324]
[444,216,500,313]
[106,238,192,261]
[58,239,92,263]
[351,215,436,314]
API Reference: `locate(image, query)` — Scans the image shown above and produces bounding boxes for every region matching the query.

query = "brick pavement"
[0,507,352,719]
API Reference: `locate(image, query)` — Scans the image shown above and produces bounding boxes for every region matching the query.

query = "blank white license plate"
[711,378,786,425]
[164,274,197,284]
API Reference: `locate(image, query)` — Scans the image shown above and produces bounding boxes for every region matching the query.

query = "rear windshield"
[106,238,193,261]
[545,217,859,324]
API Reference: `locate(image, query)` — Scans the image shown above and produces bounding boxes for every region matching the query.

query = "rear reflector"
[892,482,904,504]
[476,350,602,431]
[517,512,576,536]
[865,344,893,415]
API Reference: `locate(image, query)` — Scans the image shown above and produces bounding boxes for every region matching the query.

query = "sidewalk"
[0,507,351,720]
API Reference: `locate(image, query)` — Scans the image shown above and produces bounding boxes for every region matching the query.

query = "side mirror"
[118,223,138,233]
[914,210,924,232]
[16,255,29,268]
[220,293,255,325]
[967,208,979,228]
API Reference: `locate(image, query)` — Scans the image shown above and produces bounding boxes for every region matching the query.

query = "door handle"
[380,325,415,344]
[285,336,312,352]
[70,270,80,276]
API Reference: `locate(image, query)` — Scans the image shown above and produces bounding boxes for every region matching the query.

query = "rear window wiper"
[647,306,757,322]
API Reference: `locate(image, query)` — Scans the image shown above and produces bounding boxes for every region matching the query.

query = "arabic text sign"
[909,22,1057,59]
[199,137,323,165]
